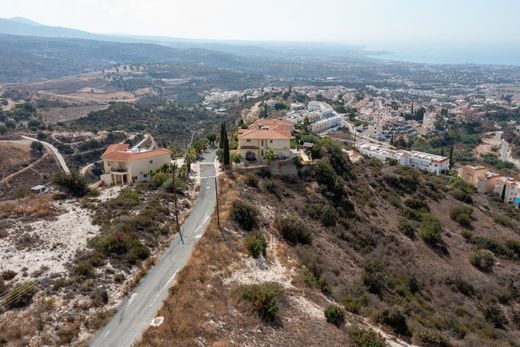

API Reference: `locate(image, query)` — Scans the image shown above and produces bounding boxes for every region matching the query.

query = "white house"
[100,144,171,186]
[357,143,449,175]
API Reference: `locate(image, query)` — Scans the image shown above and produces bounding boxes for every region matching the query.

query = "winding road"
[89,149,218,347]
[20,135,70,174]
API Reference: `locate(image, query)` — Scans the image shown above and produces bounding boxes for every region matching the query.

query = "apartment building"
[357,143,449,174]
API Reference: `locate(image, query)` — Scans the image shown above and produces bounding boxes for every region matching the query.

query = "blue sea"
[367,43,520,66]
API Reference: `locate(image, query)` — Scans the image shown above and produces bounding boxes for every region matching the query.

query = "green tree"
[207,132,217,146]
[449,145,454,169]
[30,141,44,156]
[420,214,442,244]
[219,123,227,149]
[223,137,230,166]
[302,116,312,135]
[324,305,345,327]
[231,152,241,165]
[264,148,275,161]
[53,171,89,197]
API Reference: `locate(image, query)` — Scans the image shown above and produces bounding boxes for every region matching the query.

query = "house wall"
[458,166,487,186]
[477,176,500,194]
[239,138,291,160]
[128,154,171,182]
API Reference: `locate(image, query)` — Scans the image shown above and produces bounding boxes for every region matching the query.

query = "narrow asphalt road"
[20,135,71,174]
[89,149,218,347]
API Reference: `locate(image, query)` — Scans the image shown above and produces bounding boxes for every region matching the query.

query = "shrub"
[343,298,362,318]
[257,167,272,178]
[244,231,267,258]
[398,219,415,238]
[74,260,96,278]
[2,281,37,309]
[362,259,394,295]
[482,304,507,328]
[449,188,473,204]
[109,190,140,208]
[264,179,277,194]
[306,203,338,227]
[404,198,429,211]
[1,270,17,281]
[275,214,313,245]
[472,237,513,258]
[377,307,410,336]
[231,201,258,231]
[30,141,44,155]
[492,214,515,229]
[300,266,330,294]
[53,171,89,197]
[237,282,284,322]
[470,249,495,272]
[90,287,109,307]
[450,205,474,228]
[420,214,442,244]
[244,173,259,187]
[349,325,386,347]
[324,305,345,327]
[151,172,169,188]
[506,240,520,258]
[414,328,451,347]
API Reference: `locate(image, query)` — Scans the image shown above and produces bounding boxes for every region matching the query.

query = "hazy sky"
[1,0,519,44]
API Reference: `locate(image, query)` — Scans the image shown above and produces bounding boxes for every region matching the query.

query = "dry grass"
[137,175,243,347]
[0,143,32,180]
[0,194,55,218]
[0,307,43,346]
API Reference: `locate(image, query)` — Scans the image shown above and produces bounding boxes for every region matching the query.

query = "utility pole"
[171,163,183,244]
[214,176,220,228]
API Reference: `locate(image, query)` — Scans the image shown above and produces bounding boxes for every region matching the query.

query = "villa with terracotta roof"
[100,144,171,186]
[238,119,294,161]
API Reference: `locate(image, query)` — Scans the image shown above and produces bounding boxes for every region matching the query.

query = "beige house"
[458,165,488,186]
[100,144,171,186]
[238,119,293,161]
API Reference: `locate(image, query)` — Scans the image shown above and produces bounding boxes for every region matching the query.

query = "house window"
[108,161,113,166]
[143,173,148,178]
[246,139,251,143]
[149,160,153,164]
[270,140,273,143]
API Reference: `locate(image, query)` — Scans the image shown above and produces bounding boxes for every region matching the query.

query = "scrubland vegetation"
[139,134,520,347]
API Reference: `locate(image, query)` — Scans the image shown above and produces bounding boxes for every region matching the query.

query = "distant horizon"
[2,0,519,43]
[2,13,520,66]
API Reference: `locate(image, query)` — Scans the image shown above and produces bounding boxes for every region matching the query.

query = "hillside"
[0,34,250,83]
[138,140,520,347]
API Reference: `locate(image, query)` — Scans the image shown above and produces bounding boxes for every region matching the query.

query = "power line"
[0,184,170,308]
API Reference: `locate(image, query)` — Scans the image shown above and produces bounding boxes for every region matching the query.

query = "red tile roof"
[102,144,171,161]
[238,119,293,140]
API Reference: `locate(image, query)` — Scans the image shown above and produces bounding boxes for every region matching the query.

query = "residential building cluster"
[285,101,342,133]
[458,165,520,206]
[356,142,450,174]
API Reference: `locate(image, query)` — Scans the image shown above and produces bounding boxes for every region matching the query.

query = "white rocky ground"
[0,201,98,280]
[0,186,122,282]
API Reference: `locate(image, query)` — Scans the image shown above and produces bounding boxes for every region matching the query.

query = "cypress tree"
[449,145,454,169]
[223,137,230,166]
[220,123,227,149]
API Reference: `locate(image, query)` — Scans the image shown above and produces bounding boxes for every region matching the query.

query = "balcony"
[111,167,128,173]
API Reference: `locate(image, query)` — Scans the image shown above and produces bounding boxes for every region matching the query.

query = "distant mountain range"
[0,17,370,60]
[0,17,377,83]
